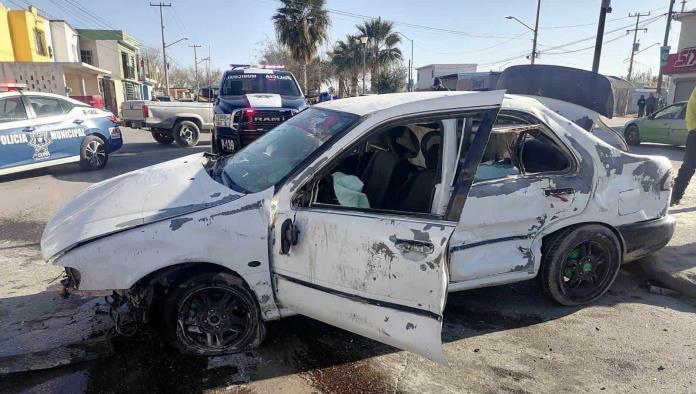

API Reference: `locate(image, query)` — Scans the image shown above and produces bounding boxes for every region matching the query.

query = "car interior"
[296,111,572,217]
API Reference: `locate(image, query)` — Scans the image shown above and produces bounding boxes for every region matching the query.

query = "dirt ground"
[0,128,694,393]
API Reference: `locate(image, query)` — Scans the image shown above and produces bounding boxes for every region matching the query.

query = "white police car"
[0,84,123,177]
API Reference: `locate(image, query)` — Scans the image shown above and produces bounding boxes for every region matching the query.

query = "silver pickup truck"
[121,100,213,147]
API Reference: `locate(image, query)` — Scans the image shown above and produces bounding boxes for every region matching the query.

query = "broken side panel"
[272,210,453,364]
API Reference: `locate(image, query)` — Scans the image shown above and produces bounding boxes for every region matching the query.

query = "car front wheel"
[79,135,108,170]
[163,271,265,356]
[540,225,622,306]
[173,120,200,147]
[624,124,641,146]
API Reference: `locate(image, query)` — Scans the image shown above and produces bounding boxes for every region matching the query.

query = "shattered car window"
[219,108,359,193]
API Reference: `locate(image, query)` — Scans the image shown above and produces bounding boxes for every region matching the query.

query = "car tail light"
[244,109,254,121]
[142,104,150,118]
[661,170,673,191]
[106,114,118,124]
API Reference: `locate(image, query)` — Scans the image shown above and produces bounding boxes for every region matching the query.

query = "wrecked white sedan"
[41,91,675,363]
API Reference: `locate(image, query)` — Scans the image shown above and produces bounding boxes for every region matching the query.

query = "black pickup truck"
[212,66,312,154]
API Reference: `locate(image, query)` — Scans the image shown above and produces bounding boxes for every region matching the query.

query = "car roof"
[0,90,88,106]
[314,91,557,117]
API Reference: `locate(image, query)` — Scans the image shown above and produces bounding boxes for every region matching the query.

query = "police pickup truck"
[212,65,313,154]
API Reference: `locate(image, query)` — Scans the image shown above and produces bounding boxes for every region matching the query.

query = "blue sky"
[10,0,682,78]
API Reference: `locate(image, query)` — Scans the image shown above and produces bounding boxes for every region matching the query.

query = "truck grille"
[239,109,295,146]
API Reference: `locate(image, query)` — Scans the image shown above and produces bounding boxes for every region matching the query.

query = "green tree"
[272,0,330,93]
[255,38,332,92]
[373,66,407,93]
[330,35,363,97]
[356,17,403,89]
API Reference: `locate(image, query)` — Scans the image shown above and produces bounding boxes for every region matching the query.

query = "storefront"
[664,12,696,103]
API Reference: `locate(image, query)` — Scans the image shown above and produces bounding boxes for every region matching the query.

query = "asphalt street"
[0,127,694,393]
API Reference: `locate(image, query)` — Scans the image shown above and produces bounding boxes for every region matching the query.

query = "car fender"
[53,187,280,320]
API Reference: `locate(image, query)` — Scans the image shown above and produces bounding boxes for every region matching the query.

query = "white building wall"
[50,21,79,62]
[0,62,65,94]
[80,39,121,78]
[416,64,477,90]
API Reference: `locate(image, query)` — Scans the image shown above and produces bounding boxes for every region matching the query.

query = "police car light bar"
[0,82,27,91]
[229,64,285,70]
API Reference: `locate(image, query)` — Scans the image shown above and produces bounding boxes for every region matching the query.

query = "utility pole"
[189,44,202,100]
[150,2,172,96]
[682,0,688,12]
[656,0,676,94]
[592,0,612,73]
[626,12,650,82]
[531,0,541,65]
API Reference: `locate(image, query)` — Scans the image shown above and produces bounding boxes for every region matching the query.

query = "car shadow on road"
[2,268,694,393]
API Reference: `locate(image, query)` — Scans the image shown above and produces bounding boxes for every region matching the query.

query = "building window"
[81,50,93,65]
[34,28,47,56]
[121,52,136,80]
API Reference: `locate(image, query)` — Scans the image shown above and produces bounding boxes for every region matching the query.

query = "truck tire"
[540,225,621,306]
[78,135,108,171]
[162,271,265,356]
[152,131,175,145]
[173,120,200,147]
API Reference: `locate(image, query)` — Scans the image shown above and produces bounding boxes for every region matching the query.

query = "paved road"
[0,128,694,393]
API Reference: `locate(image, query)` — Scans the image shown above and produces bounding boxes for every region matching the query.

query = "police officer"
[672,87,696,206]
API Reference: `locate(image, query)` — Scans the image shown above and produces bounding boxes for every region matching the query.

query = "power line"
[63,0,118,30]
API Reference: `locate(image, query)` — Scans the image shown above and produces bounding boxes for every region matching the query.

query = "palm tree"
[273,0,330,93]
[330,36,362,97]
[356,17,403,86]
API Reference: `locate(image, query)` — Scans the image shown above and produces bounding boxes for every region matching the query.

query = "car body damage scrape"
[42,92,674,364]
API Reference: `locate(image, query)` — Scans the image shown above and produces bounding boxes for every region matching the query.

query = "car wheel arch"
[174,116,203,129]
[538,221,626,263]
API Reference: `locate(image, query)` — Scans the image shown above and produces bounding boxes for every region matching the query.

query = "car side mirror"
[306,89,319,99]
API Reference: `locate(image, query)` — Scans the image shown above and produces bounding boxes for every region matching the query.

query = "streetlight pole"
[150,2,172,94]
[395,31,414,92]
[189,44,202,100]
[505,0,541,65]
[359,35,368,95]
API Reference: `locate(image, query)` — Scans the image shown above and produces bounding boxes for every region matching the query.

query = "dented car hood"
[41,153,243,261]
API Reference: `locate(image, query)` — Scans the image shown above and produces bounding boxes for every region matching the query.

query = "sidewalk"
[637,181,696,299]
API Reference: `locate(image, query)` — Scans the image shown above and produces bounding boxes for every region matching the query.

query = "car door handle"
[73,119,84,124]
[394,239,434,255]
[22,127,35,132]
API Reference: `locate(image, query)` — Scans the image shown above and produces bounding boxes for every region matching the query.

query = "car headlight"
[214,114,232,128]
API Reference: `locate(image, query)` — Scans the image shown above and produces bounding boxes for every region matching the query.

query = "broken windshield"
[219,108,359,193]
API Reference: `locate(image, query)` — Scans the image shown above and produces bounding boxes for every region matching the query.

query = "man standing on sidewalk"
[637,95,646,117]
[646,93,657,115]
[672,88,696,206]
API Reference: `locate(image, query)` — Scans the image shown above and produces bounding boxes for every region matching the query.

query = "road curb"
[637,253,696,299]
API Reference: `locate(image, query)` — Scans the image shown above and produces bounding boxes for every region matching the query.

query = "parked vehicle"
[623,101,689,146]
[1,86,122,176]
[42,91,674,363]
[212,65,313,154]
[120,100,213,147]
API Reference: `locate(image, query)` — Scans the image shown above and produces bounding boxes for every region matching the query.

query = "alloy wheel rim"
[560,240,612,299]
[180,126,195,143]
[178,286,252,350]
[85,140,105,167]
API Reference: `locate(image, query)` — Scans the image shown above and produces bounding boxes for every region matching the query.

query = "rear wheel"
[162,271,265,356]
[79,135,108,170]
[540,225,622,306]
[152,131,175,145]
[624,124,641,146]
[173,120,200,147]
